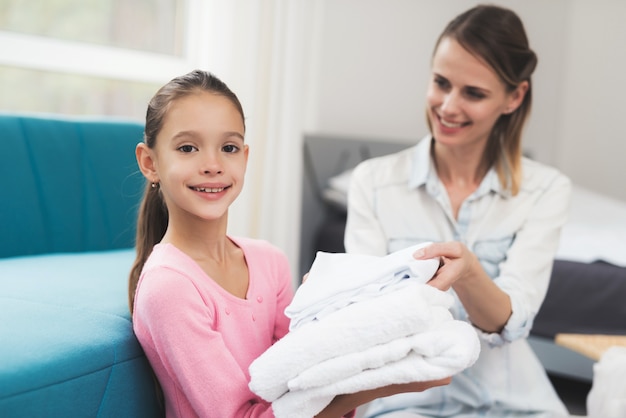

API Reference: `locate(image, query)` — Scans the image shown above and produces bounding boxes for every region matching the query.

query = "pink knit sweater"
[133,237,293,417]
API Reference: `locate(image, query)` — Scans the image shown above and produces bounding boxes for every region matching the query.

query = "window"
[0,0,196,119]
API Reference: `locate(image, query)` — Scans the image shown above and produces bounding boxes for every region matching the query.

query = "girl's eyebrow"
[171,130,199,141]
[223,131,245,141]
[170,130,245,141]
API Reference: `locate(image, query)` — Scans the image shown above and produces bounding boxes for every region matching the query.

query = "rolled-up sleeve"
[479,171,572,346]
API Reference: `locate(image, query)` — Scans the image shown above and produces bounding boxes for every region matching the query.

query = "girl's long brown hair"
[432,5,537,196]
[128,70,245,313]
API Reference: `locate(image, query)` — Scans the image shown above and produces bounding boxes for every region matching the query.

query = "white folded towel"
[286,243,439,330]
[273,322,480,418]
[249,246,480,418]
[587,346,626,418]
[249,282,453,402]
[288,320,479,392]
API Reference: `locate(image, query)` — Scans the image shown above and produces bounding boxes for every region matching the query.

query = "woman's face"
[426,37,522,151]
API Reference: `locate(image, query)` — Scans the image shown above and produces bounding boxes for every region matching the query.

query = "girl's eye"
[222,144,240,153]
[178,145,197,153]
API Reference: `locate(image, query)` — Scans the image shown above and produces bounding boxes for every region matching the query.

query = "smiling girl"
[346,5,571,418]
[128,70,449,418]
[128,70,292,418]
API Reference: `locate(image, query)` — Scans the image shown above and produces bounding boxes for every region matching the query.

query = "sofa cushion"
[0,249,161,417]
[0,113,145,259]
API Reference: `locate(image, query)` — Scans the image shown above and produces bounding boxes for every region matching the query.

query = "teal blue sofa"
[0,113,162,417]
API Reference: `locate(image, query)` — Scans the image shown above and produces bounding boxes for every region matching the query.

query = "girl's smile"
[189,183,231,200]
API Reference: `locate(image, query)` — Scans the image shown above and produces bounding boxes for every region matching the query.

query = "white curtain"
[188,0,322,284]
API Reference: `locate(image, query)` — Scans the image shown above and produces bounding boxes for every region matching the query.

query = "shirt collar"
[408,135,511,199]
[408,135,434,189]
[478,169,511,199]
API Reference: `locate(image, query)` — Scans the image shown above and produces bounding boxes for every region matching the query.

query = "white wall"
[556,0,626,199]
[304,0,626,201]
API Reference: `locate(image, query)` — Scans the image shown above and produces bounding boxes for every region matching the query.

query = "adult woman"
[345,5,570,417]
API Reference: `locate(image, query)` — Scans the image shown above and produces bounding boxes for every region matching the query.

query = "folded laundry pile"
[286,243,441,330]
[249,244,481,418]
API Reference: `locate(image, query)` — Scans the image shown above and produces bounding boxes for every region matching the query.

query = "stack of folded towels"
[249,243,481,418]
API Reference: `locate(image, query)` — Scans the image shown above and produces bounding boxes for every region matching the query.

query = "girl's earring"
[151,182,159,189]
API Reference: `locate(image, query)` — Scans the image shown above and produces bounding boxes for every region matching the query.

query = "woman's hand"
[315,377,452,418]
[414,241,512,333]
[413,241,480,291]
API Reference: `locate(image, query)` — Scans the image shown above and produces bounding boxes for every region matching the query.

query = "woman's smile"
[439,115,469,129]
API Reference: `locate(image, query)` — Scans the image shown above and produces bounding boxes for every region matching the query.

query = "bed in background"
[299,134,626,383]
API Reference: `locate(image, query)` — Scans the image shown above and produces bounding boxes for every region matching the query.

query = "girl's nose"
[203,168,223,174]
[201,152,223,174]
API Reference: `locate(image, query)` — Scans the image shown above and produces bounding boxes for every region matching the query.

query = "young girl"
[345,5,571,418]
[128,70,449,418]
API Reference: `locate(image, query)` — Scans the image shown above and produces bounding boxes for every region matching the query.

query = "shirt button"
[252,314,256,321]
[225,308,230,315]
[257,296,263,303]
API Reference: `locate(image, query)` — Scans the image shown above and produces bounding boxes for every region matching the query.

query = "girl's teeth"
[194,187,224,193]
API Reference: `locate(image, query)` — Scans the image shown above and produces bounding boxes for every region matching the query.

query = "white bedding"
[556,186,626,267]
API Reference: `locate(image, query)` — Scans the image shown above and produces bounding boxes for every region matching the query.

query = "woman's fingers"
[413,241,464,260]
[427,257,458,290]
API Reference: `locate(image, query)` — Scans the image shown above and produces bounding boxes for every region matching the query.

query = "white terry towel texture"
[250,283,451,402]
[286,242,439,330]
[587,346,626,418]
[273,323,479,418]
[287,320,478,392]
[248,246,481,418]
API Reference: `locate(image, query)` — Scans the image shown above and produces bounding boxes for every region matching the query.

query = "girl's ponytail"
[128,183,168,313]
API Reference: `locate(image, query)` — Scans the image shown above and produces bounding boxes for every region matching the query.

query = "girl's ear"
[503,80,529,114]
[136,143,158,183]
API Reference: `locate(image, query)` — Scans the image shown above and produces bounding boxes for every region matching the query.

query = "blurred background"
[1,0,624,277]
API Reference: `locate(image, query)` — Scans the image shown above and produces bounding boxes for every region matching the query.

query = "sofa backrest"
[0,113,146,259]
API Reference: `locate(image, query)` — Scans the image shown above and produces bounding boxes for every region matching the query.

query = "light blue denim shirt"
[345,136,571,417]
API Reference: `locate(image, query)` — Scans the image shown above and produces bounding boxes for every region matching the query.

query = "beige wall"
[555,0,626,199]
[304,0,626,201]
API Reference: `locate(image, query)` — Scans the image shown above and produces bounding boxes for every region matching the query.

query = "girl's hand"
[413,241,480,291]
[315,377,452,418]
